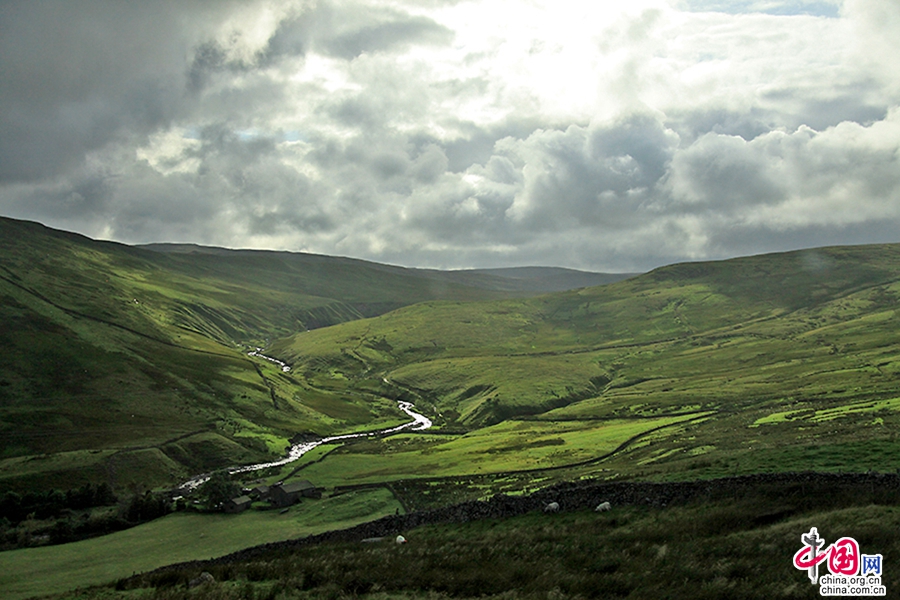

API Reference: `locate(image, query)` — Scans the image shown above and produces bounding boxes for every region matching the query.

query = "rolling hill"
[0,216,628,492]
[2,215,899,497]
[270,243,900,487]
[3,218,900,599]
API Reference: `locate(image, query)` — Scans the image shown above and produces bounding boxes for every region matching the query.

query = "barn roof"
[277,480,315,494]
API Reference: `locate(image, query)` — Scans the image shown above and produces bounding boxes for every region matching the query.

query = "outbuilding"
[224,495,252,514]
[250,485,270,500]
[270,480,320,507]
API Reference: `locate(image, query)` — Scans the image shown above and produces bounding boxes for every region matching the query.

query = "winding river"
[178,398,432,493]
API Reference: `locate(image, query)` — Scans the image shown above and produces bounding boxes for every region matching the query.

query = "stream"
[248,347,292,372]
[177,352,433,493]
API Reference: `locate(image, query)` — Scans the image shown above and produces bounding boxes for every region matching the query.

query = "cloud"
[0,2,188,181]
[1,0,899,273]
[321,14,454,59]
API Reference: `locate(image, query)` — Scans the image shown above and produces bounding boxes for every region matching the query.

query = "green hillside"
[0,217,527,492]
[271,244,900,485]
[41,484,900,600]
[3,219,900,599]
[3,215,899,499]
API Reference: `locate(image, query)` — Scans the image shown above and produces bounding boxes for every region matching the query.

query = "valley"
[1,216,899,599]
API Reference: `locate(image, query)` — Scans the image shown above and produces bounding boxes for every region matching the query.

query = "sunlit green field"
[0,488,401,600]
[293,415,702,485]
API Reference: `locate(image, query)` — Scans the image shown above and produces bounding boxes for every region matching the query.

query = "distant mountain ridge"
[138,242,636,294]
[434,266,636,292]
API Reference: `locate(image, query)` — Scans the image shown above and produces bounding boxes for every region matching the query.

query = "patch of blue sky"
[183,127,202,140]
[677,0,841,18]
[282,130,306,143]
[235,129,261,141]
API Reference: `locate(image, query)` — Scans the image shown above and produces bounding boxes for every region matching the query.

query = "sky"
[1,0,898,273]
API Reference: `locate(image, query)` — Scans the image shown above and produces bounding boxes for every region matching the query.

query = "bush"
[124,492,172,523]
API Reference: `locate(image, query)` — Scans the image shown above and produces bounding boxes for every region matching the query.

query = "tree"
[123,491,171,523]
[198,471,241,510]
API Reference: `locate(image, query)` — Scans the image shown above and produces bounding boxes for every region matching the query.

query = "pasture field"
[46,481,900,600]
[0,488,402,600]
[290,414,703,486]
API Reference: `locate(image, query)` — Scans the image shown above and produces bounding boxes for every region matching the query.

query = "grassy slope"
[272,244,900,484]
[0,217,517,492]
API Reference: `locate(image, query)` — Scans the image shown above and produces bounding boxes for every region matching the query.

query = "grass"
[5,221,900,598]
[0,216,522,492]
[41,482,900,600]
[293,415,700,486]
[7,220,900,496]
[261,246,900,493]
[752,396,900,426]
[0,488,402,600]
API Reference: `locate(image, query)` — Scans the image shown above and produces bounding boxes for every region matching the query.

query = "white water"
[248,348,291,372]
[178,400,432,493]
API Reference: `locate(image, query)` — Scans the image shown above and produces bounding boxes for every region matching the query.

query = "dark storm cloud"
[0,1,219,182]
[259,1,453,64]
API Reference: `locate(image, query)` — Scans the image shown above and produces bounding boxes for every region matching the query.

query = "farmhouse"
[224,495,252,514]
[249,485,270,500]
[270,480,320,507]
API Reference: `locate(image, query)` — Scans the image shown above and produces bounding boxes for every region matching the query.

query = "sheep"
[595,501,611,512]
[543,501,560,513]
[395,535,407,544]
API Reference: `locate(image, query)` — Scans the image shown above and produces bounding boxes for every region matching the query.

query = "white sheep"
[543,501,560,513]
[595,501,611,512]
[395,535,407,544]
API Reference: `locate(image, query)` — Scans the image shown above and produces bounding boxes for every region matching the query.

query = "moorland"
[0,215,898,599]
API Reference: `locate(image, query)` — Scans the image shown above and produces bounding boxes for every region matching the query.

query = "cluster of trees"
[123,491,171,523]
[0,472,244,549]
[0,482,117,524]
[0,483,178,548]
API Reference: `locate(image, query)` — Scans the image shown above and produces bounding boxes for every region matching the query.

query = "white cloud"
[1,0,899,272]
